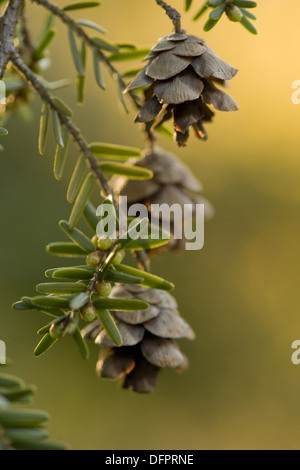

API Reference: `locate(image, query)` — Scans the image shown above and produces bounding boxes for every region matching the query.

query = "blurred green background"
[1,0,300,450]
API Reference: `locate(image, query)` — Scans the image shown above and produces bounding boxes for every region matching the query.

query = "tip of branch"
[155,0,182,33]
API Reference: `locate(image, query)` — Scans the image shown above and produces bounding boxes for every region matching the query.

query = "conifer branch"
[0,0,24,78]
[31,0,140,107]
[10,50,115,203]
[31,0,156,144]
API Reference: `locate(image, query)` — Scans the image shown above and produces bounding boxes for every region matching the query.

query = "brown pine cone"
[111,146,214,251]
[82,284,195,393]
[125,33,238,146]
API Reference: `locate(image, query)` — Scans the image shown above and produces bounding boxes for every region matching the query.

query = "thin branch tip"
[32,0,154,145]
[155,0,182,33]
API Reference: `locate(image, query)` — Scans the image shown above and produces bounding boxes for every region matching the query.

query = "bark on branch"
[0,0,24,79]
[10,50,115,202]
[155,0,182,33]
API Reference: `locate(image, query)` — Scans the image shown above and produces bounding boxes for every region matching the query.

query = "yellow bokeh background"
[1,0,300,450]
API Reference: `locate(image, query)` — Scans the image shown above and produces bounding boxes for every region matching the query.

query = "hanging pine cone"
[112,146,214,218]
[111,146,214,251]
[82,284,195,393]
[125,32,238,146]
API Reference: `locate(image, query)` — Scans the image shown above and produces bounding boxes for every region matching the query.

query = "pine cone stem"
[155,0,182,33]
